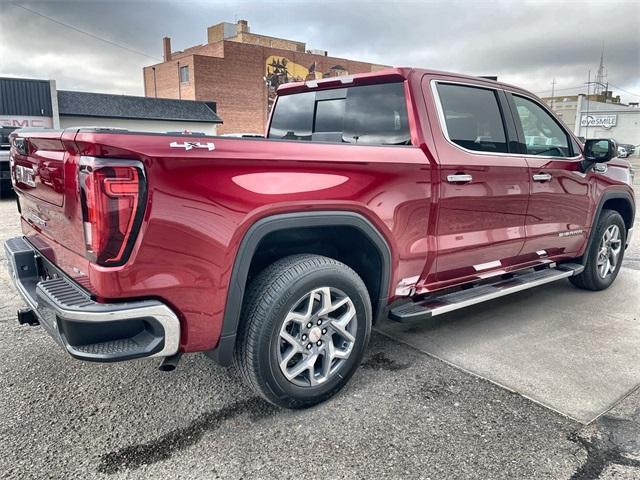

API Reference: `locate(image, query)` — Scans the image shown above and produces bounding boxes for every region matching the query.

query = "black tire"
[570,209,626,291]
[234,254,372,409]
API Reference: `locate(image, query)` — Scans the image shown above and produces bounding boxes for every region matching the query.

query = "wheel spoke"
[280,331,304,351]
[315,287,333,315]
[319,343,333,380]
[599,259,608,278]
[285,353,317,381]
[610,248,619,267]
[329,316,356,343]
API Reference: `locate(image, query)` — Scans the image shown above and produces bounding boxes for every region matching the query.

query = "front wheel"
[570,209,626,291]
[235,254,372,409]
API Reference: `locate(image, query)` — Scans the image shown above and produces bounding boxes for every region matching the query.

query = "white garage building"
[57,90,222,135]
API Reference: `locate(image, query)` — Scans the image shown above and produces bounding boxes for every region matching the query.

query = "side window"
[513,95,571,157]
[342,82,410,145]
[267,83,410,145]
[436,83,508,153]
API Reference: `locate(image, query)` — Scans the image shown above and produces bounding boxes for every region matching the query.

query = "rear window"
[436,83,508,153]
[268,82,411,146]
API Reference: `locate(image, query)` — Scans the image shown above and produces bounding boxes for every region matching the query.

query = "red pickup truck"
[5,68,635,408]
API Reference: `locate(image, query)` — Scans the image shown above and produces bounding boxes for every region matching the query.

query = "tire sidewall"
[256,266,371,406]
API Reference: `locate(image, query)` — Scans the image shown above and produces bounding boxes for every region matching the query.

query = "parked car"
[619,143,636,156]
[0,126,17,197]
[618,145,629,158]
[5,68,635,408]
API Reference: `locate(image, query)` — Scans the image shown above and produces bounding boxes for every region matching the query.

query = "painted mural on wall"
[265,55,349,110]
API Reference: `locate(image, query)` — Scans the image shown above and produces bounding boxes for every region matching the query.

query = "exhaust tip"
[158,353,182,372]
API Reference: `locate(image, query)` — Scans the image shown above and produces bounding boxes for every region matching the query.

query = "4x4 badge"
[169,141,216,151]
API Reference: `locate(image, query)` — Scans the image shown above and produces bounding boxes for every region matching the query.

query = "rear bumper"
[4,236,180,362]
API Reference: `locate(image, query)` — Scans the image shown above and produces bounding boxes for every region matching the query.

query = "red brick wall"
[143,55,197,101]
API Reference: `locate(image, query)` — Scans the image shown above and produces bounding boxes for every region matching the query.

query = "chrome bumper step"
[389,263,584,323]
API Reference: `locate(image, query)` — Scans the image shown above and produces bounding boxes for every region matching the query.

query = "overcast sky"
[1,0,639,103]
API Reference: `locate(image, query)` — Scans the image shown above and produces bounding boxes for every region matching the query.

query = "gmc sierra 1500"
[4,68,635,408]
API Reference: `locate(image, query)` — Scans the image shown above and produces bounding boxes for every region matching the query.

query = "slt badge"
[169,141,216,151]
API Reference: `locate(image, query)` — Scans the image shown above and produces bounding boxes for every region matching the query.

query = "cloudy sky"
[1,0,639,103]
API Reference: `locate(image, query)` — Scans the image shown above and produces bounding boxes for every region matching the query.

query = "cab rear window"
[268,82,411,146]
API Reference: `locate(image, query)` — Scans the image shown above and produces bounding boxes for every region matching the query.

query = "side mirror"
[584,138,617,163]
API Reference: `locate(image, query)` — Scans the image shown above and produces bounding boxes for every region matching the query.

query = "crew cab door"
[424,79,530,287]
[505,92,591,258]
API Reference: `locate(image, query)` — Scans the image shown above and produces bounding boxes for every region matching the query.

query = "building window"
[179,65,189,83]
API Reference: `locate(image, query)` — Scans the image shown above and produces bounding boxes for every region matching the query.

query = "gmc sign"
[0,116,53,128]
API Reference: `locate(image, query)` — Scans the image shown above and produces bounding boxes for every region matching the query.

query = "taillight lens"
[79,160,146,267]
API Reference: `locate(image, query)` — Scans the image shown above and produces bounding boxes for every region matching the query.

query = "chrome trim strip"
[429,79,582,161]
[50,302,180,358]
[430,267,578,317]
[473,260,502,271]
[447,174,473,183]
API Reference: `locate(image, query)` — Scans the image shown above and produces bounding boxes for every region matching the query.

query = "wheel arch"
[580,189,635,265]
[208,211,393,366]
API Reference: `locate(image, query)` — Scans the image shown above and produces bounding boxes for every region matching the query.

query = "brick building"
[143,20,386,134]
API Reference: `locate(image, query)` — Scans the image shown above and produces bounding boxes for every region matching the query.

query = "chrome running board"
[388,263,584,323]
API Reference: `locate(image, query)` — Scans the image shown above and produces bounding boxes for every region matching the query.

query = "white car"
[617,146,629,158]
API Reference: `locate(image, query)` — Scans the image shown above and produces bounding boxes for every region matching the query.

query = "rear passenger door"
[427,80,530,286]
[506,93,591,258]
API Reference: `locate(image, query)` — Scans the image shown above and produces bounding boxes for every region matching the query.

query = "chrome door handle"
[532,173,552,182]
[446,174,473,183]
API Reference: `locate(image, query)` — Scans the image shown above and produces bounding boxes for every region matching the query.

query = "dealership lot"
[0,157,639,479]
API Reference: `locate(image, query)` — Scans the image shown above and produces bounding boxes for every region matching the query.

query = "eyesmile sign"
[580,114,617,129]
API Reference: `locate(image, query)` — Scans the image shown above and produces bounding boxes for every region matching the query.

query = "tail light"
[78,158,146,267]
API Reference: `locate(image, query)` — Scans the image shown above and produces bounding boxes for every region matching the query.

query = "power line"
[8,1,162,62]
[607,83,640,99]
[533,85,585,95]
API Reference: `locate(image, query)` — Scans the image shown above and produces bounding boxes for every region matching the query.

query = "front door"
[507,93,591,259]
[425,80,530,287]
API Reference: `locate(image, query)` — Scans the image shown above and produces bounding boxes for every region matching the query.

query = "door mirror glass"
[584,139,617,163]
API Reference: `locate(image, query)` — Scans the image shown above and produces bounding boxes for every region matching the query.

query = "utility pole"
[585,70,591,140]
[550,78,556,110]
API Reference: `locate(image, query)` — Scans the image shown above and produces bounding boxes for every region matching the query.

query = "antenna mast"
[594,42,607,96]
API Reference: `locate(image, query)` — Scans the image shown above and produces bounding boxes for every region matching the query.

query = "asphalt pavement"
[0,157,639,479]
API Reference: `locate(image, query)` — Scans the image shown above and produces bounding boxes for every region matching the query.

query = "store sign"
[580,114,617,129]
[0,116,53,128]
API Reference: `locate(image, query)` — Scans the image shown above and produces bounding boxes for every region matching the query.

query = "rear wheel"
[235,254,372,409]
[570,209,626,291]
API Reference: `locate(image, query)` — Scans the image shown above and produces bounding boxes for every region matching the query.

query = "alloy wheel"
[277,287,357,387]
[596,224,622,279]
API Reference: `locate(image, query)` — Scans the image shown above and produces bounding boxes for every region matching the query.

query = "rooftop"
[57,91,222,123]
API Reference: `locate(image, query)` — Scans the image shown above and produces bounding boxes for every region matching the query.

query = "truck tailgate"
[12,129,66,207]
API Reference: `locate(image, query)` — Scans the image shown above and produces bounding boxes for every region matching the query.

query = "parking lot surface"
[1,157,639,480]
